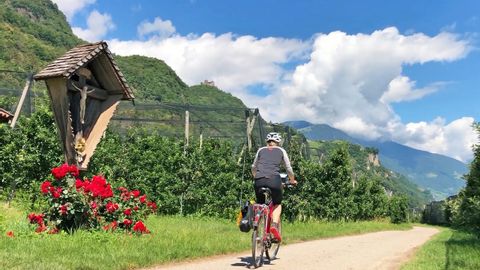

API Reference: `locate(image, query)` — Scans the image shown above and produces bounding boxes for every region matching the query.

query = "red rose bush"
[28,164,157,234]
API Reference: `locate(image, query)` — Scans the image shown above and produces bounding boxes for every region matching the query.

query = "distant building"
[0,108,13,123]
[201,80,215,87]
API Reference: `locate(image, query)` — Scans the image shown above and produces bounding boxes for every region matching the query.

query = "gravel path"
[144,226,439,270]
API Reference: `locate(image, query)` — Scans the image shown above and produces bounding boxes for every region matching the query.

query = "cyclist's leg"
[253,177,268,204]
[269,175,283,241]
[270,174,283,223]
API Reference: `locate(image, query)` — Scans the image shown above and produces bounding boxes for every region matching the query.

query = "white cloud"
[392,117,477,162]
[380,76,441,103]
[105,23,474,161]
[72,10,115,42]
[108,33,307,97]
[138,17,176,40]
[51,0,96,21]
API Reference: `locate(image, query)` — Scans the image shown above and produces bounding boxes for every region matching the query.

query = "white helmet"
[266,132,282,143]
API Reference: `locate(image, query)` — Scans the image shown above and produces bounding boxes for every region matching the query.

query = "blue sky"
[53,0,479,161]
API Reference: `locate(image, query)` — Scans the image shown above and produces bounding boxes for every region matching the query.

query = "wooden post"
[245,109,257,151]
[184,110,190,152]
[10,74,33,128]
[199,127,203,150]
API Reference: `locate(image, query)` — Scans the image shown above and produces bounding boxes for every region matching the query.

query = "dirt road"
[145,226,439,270]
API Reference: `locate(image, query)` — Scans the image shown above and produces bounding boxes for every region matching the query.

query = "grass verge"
[401,227,480,270]
[1,204,410,270]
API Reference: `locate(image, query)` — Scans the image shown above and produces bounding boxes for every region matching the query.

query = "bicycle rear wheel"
[252,215,265,268]
[266,221,281,261]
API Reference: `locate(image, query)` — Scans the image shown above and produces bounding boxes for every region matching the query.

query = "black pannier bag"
[239,201,253,233]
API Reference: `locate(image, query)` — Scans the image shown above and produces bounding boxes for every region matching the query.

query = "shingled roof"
[0,107,13,123]
[34,41,134,100]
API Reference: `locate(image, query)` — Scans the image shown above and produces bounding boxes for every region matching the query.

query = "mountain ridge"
[285,121,467,199]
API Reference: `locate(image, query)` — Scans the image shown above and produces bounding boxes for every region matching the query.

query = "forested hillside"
[1,0,431,213]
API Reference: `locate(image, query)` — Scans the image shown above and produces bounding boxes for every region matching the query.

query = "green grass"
[402,227,480,270]
[1,204,410,270]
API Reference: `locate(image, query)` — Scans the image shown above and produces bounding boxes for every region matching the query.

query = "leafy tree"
[388,195,409,223]
[353,176,388,220]
[317,143,356,220]
[458,123,480,234]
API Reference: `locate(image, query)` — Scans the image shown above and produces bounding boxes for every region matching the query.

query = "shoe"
[270,226,281,242]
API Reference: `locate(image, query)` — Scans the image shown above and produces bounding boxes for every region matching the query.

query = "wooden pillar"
[184,110,190,152]
[199,127,203,150]
[10,74,33,128]
[245,109,257,151]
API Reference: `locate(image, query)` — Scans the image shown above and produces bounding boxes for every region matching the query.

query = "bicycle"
[251,174,293,268]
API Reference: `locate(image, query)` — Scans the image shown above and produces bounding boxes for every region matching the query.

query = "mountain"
[0,0,250,138]
[1,0,436,207]
[287,121,467,200]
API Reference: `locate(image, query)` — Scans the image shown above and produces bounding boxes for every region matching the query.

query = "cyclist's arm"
[281,148,295,182]
[251,149,261,178]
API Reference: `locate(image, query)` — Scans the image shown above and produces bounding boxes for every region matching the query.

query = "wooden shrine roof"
[34,42,134,100]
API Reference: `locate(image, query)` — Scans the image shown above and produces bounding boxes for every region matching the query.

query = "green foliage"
[89,131,251,219]
[388,195,409,223]
[310,139,433,208]
[114,55,188,102]
[0,0,83,72]
[456,123,480,235]
[0,105,63,200]
[353,177,388,220]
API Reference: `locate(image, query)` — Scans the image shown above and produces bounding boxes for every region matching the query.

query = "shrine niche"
[34,42,134,170]
[0,107,13,123]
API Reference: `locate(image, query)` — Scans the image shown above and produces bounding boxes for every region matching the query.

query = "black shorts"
[254,175,283,205]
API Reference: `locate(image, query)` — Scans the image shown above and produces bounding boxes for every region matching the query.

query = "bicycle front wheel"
[266,221,281,261]
[252,215,265,268]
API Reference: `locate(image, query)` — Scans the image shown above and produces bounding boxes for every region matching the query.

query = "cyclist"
[251,132,296,242]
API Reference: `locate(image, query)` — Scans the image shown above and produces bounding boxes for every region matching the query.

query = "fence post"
[245,109,257,151]
[184,110,189,153]
[199,127,203,150]
[10,73,33,128]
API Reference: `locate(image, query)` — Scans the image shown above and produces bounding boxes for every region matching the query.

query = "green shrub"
[389,195,409,223]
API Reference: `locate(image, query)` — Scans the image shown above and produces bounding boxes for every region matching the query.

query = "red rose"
[51,187,62,198]
[6,231,14,238]
[133,206,139,211]
[123,208,132,216]
[40,181,51,194]
[51,164,69,179]
[35,223,47,233]
[131,190,141,198]
[90,201,97,209]
[139,195,147,204]
[133,220,149,234]
[28,213,44,225]
[101,184,113,199]
[106,202,119,213]
[110,221,118,230]
[123,219,132,227]
[75,179,84,190]
[69,164,79,177]
[59,204,68,215]
[147,201,158,211]
[48,228,59,234]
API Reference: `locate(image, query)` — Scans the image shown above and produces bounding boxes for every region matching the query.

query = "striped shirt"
[251,146,294,179]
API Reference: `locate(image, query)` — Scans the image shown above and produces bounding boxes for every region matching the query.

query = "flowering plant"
[28,163,157,234]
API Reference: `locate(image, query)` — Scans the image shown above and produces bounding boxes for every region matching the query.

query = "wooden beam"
[10,74,33,128]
